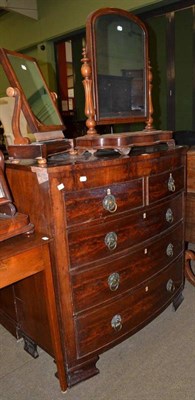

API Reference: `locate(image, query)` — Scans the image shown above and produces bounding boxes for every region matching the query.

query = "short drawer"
[75,257,183,358]
[71,224,184,313]
[148,166,184,204]
[68,194,183,268]
[65,179,144,226]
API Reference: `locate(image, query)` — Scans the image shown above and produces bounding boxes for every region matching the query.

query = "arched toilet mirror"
[88,8,148,125]
[76,8,173,154]
[0,48,71,159]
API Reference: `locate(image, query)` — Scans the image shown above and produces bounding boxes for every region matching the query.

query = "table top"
[0,231,51,260]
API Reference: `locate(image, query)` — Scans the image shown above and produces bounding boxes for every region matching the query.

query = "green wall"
[0,0,163,93]
[147,16,167,130]
[1,0,193,132]
[0,0,163,51]
[147,7,194,131]
[175,8,193,131]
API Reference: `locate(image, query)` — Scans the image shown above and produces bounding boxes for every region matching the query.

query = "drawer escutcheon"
[166,208,174,223]
[166,243,174,257]
[168,173,176,192]
[103,189,117,213]
[105,232,118,250]
[111,314,122,331]
[166,278,175,293]
[108,272,120,291]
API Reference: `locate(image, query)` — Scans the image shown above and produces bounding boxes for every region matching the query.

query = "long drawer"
[68,194,183,268]
[75,256,183,358]
[71,223,184,313]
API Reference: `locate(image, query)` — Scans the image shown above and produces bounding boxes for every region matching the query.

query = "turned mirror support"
[81,48,97,136]
[6,86,30,145]
[144,61,154,131]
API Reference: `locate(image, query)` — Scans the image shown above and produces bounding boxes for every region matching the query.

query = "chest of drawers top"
[7,146,185,190]
[43,146,186,191]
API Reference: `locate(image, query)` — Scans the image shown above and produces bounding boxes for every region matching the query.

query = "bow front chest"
[2,146,186,386]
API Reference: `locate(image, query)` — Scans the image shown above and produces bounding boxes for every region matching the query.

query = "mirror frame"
[0,48,64,133]
[85,7,149,126]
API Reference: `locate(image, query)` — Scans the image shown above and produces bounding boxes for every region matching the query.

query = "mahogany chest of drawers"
[1,145,186,386]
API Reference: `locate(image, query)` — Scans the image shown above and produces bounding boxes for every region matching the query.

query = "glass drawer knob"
[111,314,122,331]
[105,232,117,250]
[108,272,120,291]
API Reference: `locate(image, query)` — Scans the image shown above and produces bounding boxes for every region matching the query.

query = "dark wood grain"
[68,194,183,268]
[71,224,183,312]
[65,178,143,226]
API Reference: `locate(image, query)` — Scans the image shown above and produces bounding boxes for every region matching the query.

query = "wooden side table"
[0,232,67,392]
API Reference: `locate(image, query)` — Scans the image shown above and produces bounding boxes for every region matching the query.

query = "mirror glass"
[90,11,147,123]
[7,53,62,126]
